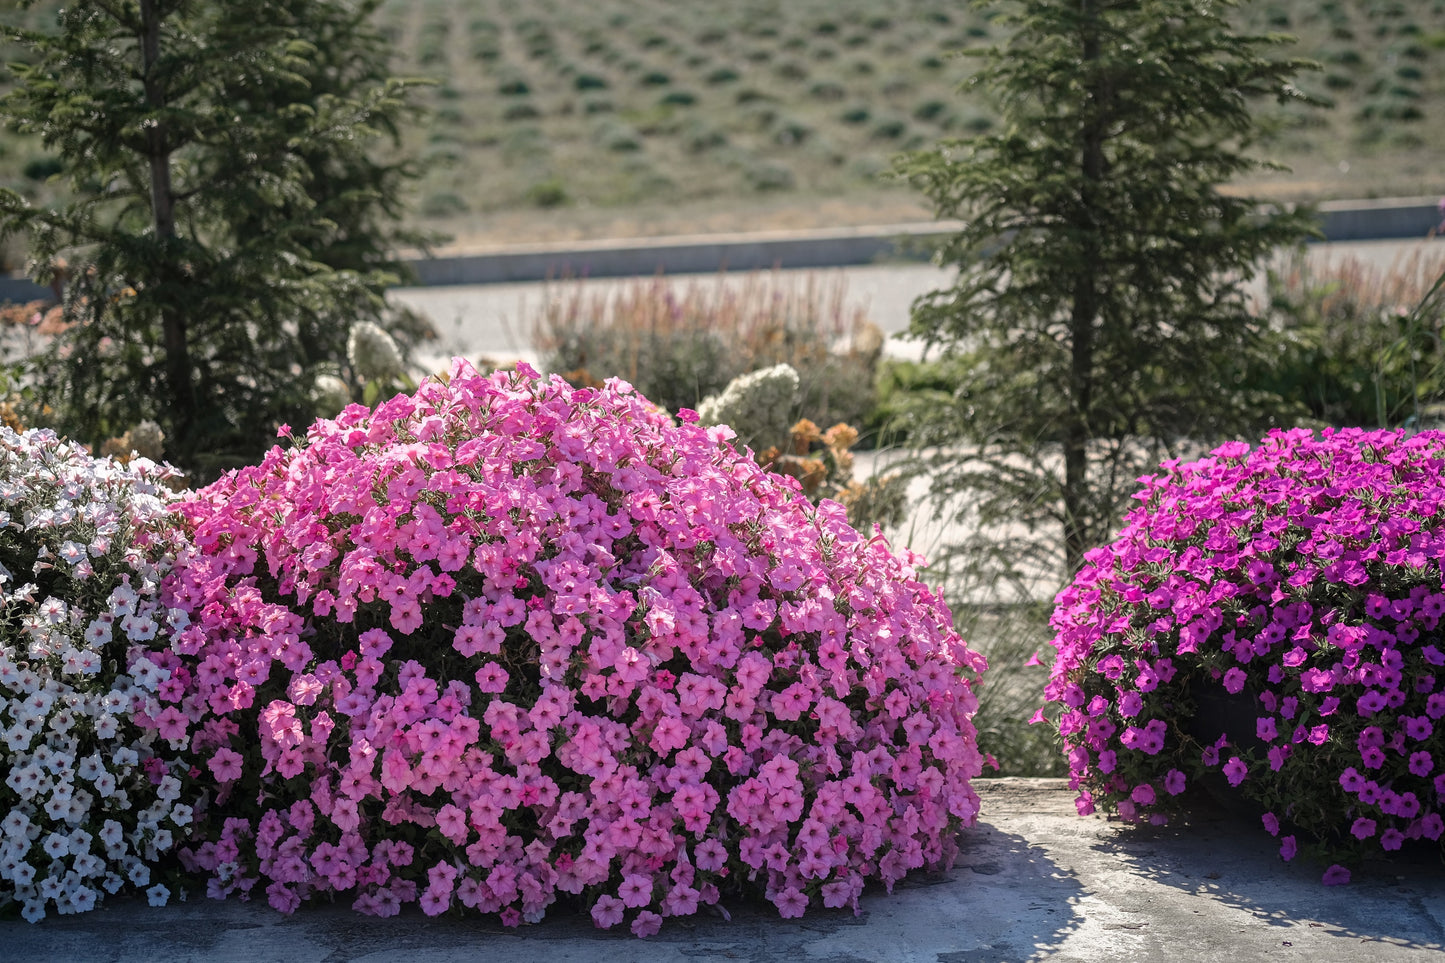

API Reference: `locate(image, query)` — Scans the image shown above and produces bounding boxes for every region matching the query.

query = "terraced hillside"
[4,0,1445,248]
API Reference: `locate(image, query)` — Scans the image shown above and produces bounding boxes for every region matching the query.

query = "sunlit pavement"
[7,779,1443,963]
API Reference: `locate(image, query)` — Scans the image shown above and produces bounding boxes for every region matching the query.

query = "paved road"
[392,238,1445,375]
[392,262,947,372]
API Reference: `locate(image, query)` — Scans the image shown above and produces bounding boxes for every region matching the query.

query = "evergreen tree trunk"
[1064,0,1105,575]
[140,0,195,445]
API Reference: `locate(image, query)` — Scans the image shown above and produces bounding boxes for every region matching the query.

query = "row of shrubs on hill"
[378,0,1445,217]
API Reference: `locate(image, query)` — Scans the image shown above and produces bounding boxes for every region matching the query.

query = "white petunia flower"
[2,809,31,839]
[13,666,42,695]
[75,753,104,782]
[98,820,124,849]
[42,832,70,859]
[47,709,77,734]
[4,724,34,753]
[6,761,43,798]
[83,619,112,647]
[93,715,119,741]
[165,607,190,634]
[66,794,92,824]
[43,794,73,822]
[128,657,166,691]
[156,775,181,804]
[121,613,158,642]
[66,828,92,856]
[72,853,104,880]
[38,596,68,624]
[11,860,36,888]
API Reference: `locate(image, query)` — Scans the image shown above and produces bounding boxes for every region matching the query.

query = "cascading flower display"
[1045,427,1445,879]
[0,428,197,921]
[159,360,986,934]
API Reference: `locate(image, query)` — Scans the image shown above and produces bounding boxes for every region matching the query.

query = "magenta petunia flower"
[1223,756,1249,787]
[1042,427,1445,873]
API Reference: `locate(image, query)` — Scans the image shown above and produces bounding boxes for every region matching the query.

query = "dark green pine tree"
[0,0,428,478]
[894,0,1319,579]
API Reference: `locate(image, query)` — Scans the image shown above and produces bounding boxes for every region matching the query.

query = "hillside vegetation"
[4,0,1445,248]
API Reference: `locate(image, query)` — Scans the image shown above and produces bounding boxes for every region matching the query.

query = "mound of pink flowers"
[158,361,985,934]
[1046,428,1445,879]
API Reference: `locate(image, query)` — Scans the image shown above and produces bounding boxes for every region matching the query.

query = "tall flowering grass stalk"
[1046,428,1445,882]
[531,271,881,432]
[1262,247,1445,428]
[157,360,985,934]
[0,428,197,921]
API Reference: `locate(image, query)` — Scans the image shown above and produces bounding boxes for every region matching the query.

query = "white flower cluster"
[696,363,800,454]
[346,321,406,383]
[311,373,352,419]
[0,428,195,922]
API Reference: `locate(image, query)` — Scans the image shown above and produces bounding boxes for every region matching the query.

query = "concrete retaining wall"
[3,196,1441,300]
[0,276,49,303]
[1318,196,1443,242]
[407,196,1445,287]
[406,222,953,287]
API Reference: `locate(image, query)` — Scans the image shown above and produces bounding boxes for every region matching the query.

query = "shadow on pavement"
[1098,804,1445,955]
[3,825,1085,963]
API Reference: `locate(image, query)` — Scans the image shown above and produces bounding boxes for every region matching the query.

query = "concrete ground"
[7,779,1442,963]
